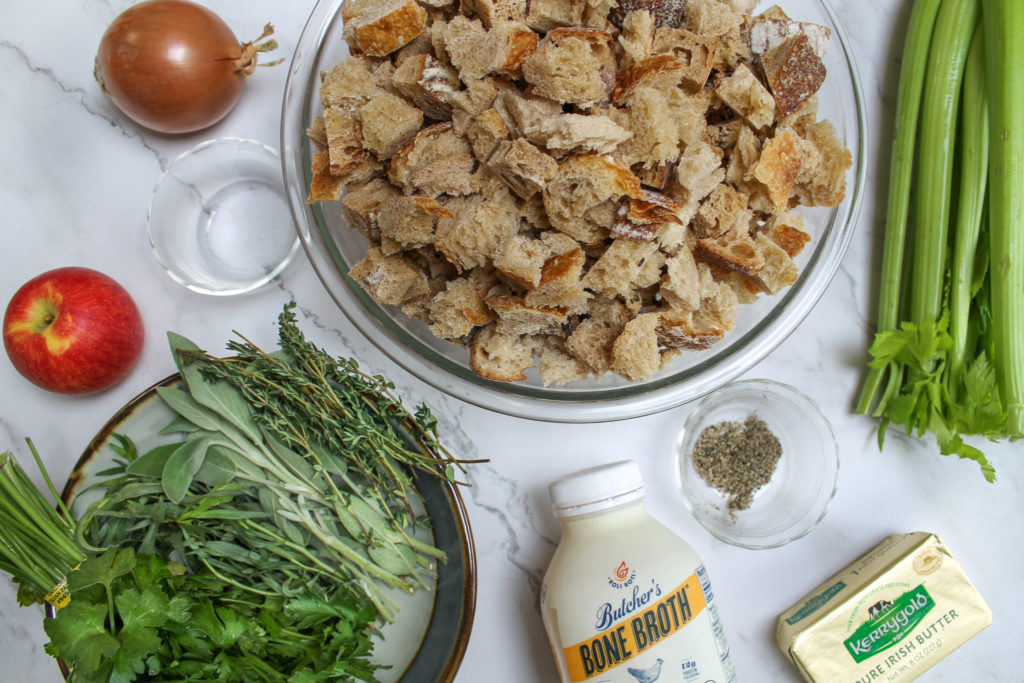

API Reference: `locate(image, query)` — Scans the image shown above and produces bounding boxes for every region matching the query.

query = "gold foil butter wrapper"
[776,532,991,682]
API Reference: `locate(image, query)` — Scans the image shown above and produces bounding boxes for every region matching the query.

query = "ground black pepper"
[690,413,782,513]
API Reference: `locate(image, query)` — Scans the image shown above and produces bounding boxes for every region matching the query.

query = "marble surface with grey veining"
[0,1,1021,682]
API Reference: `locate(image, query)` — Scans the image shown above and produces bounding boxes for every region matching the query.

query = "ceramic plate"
[61,374,476,682]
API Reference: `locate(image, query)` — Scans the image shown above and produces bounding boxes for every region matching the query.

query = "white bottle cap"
[548,460,645,519]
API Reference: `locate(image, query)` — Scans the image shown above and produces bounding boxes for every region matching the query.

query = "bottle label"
[563,571,707,680]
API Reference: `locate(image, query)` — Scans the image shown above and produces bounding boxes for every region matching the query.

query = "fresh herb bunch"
[1,302,477,682]
[43,547,380,682]
[0,442,83,607]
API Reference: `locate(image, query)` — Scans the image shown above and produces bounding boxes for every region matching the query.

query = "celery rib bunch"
[856,0,1023,482]
[856,0,1024,481]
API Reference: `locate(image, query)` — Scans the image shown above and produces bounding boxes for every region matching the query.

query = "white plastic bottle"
[540,460,736,683]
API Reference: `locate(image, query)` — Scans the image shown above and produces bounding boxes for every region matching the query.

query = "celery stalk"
[982,0,1024,434]
[948,24,988,400]
[909,0,978,325]
[856,0,941,415]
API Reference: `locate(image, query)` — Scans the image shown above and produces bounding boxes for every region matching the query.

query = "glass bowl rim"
[280,0,868,423]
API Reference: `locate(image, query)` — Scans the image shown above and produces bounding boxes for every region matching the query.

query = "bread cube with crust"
[694,232,764,277]
[434,179,520,271]
[486,294,568,336]
[543,154,644,245]
[651,27,718,92]
[462,0,527,27]
[656,310,725,350]
[751,127,803,211]
[766,210,811,257]
[323,108,369,177]
[443,16,538,81]
[464,108,510,161]
[427,275,495,339]
[610,313,662,381]
[684,0,743,36]
[348,246,430,306]
[389,122,474,192]
[492,231,577,289]
[524,245,591,312]
[306,151,381,203]
[608,0,687,29]
[340,177,403,241]
[469,323,535,380]
[715,62,776,130]
[487,138,559,199]
[538,336,592,385]
[343,0,429,57]
[319,56,386,111]
[612,54,687,104]
[378,195,453,254]
[761,34,827,117]
[521,29,615,105]
[358,92,424,159]
[391,53,460,120]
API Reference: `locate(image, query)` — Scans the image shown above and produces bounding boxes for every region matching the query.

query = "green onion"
[982,0,1024,433]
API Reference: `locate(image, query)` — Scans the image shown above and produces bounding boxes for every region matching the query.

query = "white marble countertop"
[1,1,1021,681]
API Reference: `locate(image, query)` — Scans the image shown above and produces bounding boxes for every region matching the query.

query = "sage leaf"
[162,437,212,504]
[126,443,182,479]
[368,543,418,576]
[159,415,201,435]
[156,387,227,434]
[170,332,263,443]
[193,446,238,487]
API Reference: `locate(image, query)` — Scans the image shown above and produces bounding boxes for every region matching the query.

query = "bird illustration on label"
[627,658,664,683]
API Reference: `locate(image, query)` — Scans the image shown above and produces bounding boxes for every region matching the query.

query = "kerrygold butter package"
[776,532,991,682]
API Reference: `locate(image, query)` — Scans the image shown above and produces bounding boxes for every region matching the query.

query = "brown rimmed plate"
[58,374,477,682]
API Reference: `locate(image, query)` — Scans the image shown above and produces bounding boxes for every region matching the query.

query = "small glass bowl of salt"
[674,379,839,549]
[148,138,300,296]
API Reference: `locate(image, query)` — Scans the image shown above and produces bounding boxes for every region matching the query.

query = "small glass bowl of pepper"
[674,379,839,549]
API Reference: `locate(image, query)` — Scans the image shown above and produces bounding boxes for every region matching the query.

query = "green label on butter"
[844,585,935,663]
[785,581,846,626]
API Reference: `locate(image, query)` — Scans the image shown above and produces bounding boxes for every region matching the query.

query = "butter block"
[776,532,991,682]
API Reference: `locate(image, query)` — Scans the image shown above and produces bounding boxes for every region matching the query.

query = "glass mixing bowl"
[280,0,866,422]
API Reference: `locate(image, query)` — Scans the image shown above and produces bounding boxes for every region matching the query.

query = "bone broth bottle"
[540,460,736,683]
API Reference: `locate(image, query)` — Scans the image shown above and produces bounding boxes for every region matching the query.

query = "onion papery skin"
[96,0,248,134]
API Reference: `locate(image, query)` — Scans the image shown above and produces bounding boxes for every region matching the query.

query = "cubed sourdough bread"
[309,0,851,385]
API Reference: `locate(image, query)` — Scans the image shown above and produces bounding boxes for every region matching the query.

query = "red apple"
[3,267,145,394]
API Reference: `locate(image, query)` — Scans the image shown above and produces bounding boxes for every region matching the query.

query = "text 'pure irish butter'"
[776,532,992,682]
